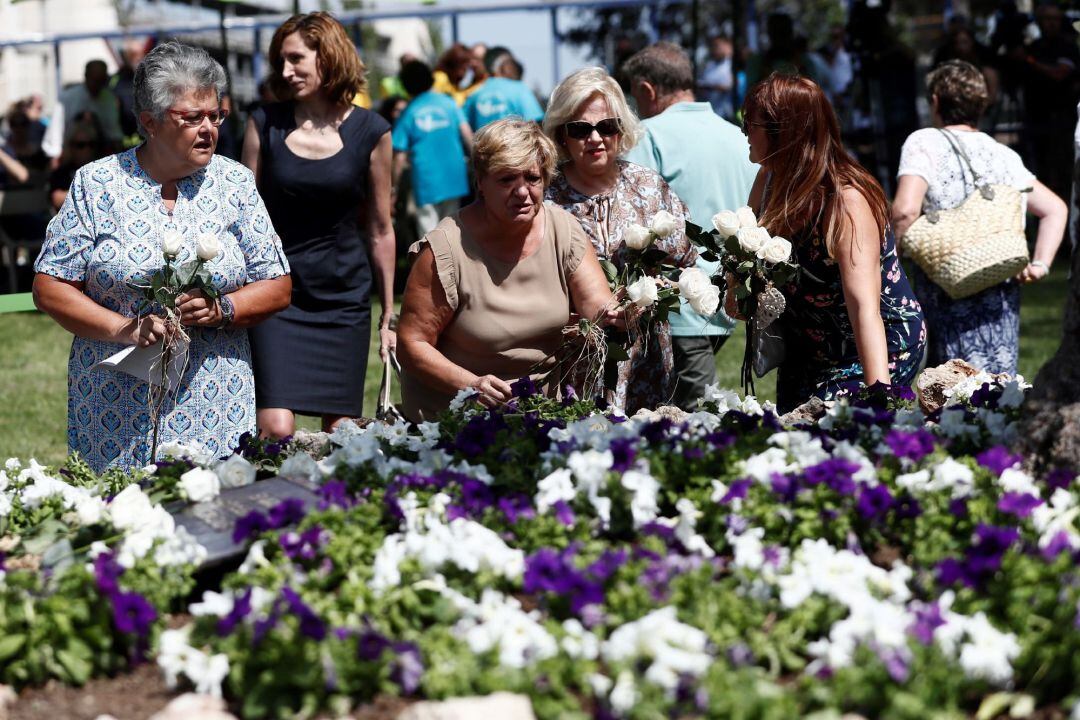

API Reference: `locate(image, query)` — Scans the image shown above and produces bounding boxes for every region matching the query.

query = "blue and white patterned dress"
[35,148,289,472]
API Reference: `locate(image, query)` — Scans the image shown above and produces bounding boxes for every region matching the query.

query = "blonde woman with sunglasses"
[544,67,698,414]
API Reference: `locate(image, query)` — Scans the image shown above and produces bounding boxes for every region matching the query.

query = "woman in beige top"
[398,119,620,421]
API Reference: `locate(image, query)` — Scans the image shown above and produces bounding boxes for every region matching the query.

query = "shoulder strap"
[937,128,983,188]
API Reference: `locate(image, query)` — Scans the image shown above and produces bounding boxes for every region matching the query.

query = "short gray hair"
[133,41,226,137]
[543,67,642,162]
[620,42,694,96]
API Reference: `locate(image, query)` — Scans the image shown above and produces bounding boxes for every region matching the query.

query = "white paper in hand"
[92,337,190,391]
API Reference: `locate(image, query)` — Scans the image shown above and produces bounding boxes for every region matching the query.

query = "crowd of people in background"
[10,3,1078,469]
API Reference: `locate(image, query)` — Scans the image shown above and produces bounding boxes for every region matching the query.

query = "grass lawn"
[0,268,1068,466]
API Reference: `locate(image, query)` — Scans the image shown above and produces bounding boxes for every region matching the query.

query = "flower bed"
[4,374,1080,719]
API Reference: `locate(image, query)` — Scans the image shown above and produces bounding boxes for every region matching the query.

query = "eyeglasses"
[167,108,229,128]
[741,117,766,135]
[563,118,621,140]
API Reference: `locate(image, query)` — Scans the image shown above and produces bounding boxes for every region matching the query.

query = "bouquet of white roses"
[535,211,721,401]
[125,230,222,460]
[687,206,798,393]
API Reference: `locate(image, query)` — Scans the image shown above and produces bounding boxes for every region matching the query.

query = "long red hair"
[743,73,888,256]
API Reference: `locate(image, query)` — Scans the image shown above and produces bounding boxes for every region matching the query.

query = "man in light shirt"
[622,42,759,409]
[42,60,123,161]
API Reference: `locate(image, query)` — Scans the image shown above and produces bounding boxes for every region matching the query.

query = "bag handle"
[377,350,405,423]
[937,128,995,200]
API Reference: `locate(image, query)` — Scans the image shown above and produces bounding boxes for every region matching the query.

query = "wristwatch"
[217,294,235,328]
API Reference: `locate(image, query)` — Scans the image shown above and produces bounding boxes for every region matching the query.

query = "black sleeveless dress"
[249,102,390,416]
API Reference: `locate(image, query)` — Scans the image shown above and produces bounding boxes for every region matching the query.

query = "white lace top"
[897,128,1036,214]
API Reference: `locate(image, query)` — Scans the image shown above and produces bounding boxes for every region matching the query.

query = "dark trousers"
[671,335,729,410]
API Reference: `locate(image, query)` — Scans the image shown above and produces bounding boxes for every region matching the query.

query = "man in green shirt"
[622,42,759,409]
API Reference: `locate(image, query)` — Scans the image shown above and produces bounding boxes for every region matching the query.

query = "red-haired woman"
[742,73,925,412]
[243,12,396,436]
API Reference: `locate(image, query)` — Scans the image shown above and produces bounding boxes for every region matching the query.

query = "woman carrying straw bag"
[892,60,1067,375]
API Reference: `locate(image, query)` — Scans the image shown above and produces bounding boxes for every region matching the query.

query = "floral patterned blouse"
[546,160,697,413]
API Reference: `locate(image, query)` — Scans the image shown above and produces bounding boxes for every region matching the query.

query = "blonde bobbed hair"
[543,66,643,162]
[472,118,559,187]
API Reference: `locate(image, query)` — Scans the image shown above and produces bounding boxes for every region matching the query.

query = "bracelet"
[1030,260,1050,273]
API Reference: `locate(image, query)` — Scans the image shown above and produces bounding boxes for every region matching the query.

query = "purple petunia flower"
[856,484,894,520]
[720,479,752,504]
[111,590,157,636]
[968,383,1000,410]
[893,493,922,520]
[1046,468,1075,492]
[726,642,754,667]
[976,446,1023,476]
[498,495,536,524]
[552,500,576,527]
[878,647,910,683]
[769,472,798,503]
[356,627,391,661]
[1041,531,1072,561]
[93,551,124,596]
[948,497,969,519]
[938,523,1020,588]
[997,492,1043,518]
[317,480,355,510]
[217,588,253,636]
[389,641,424,694]
[726,514,749,535]
[233,509,271,544]
[282,586,326,641]
[448,413,508,459]
[510,376,538,399]
[883,428,936,463]
[609,438,637,472]
[268,498,306,528]
[280,525,326,562]
[803,458,861,496]
[908,601,945,645]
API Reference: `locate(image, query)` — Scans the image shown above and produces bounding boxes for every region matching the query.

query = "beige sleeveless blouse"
[401,203,589,421]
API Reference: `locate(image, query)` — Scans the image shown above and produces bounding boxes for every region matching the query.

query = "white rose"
[108,484,155,531]
[278,453,320,483]
[758,236,792,264]
[689,285,720,316]
[215,454,256,489]
[625,277,658,307]
[735,206,758,228]
[677,266,711,300]
[711,210,741,237]
[736,226,770,254]
[623,224,654,251]
[162,230,183,258]
[649,210,679,238]
[195,233,221,262]
[180,467,221,503]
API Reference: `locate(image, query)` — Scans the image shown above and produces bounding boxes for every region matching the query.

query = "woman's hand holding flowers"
[176,289,223,327]
[469,374,513,407]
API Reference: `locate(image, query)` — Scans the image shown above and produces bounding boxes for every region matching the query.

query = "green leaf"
[56,647,92,685]
[0,634,26,662]
[599,259,618,284]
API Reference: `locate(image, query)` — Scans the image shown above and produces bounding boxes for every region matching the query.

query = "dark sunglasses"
[741,117,766,135]
[564,118,621,140]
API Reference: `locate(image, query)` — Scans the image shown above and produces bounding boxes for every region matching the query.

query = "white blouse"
[897,128,1036,214]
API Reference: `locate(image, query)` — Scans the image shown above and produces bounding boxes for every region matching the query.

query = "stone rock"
[148,693,238,720]
[396,693,536,720]
[779,396,827,426]
[0,685,15,720]
[914,359,1009,415]
[631,405,688,424]
[291,429,333,459]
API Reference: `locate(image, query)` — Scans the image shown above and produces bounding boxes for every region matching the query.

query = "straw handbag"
[900,129,1029,300]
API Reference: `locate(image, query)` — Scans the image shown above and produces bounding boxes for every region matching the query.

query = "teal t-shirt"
[463,77,544,131]
[624,102,759,336]
[392,91,469,206]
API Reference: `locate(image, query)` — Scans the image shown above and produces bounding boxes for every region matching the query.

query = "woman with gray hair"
[544,67,696,413]
[33,40,291,471]
[892,59,1066,375]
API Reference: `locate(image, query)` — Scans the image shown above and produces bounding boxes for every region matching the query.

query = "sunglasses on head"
[563,118,621,140]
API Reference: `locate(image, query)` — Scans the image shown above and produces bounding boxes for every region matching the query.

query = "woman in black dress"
[243,12,396,436]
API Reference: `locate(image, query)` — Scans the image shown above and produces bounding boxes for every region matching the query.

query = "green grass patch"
[0,268,1068,465]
